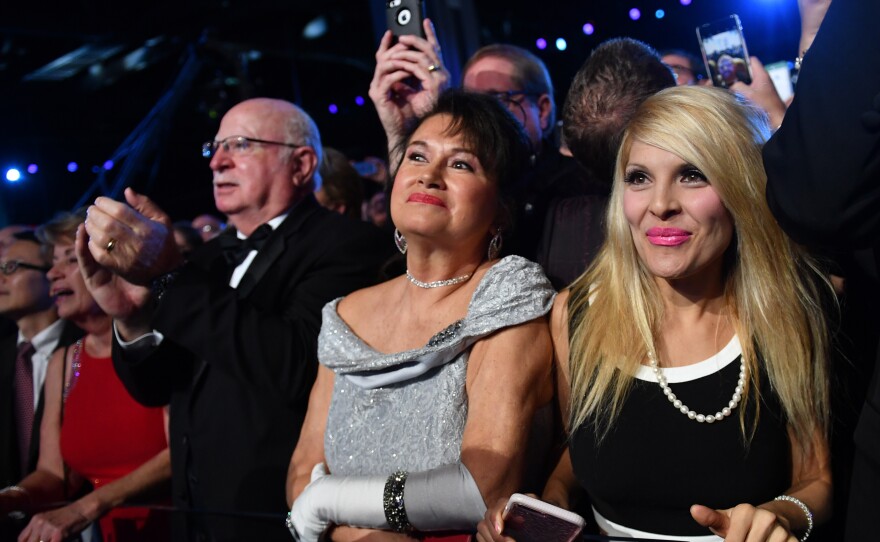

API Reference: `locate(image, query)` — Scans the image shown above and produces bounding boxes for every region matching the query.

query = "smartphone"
[697,14,753,88]
[386,0,426,39]
[765,61,794,103]
[501,493,585,542]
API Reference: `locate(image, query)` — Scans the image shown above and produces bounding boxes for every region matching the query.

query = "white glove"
[288,463,388,541]
[288,463,331,541]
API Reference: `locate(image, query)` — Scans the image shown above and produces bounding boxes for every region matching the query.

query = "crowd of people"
[2,0,879,540]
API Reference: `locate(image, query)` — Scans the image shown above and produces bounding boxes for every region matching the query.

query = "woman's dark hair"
[392,89,531,232]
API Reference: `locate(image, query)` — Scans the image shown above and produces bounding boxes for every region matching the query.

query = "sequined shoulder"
[318,256,554,378]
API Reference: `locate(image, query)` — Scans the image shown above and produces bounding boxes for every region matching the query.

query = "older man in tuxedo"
[78,98,391,541]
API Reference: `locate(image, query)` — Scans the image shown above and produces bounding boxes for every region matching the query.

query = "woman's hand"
[475,497,516,542]
[289,463,332,542]
[17,504,91,542]
[730,57,787,129]
[368,18,449,161]
[690,503,797,542]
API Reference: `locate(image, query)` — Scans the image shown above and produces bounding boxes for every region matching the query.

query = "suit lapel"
[235,195,320,298]
[189,196,322,390]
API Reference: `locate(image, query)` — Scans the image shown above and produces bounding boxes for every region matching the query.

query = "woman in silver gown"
[286,90,556,542]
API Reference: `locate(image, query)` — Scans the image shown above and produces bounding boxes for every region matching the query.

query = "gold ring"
[427,64,438,72]
[105,238,117,253]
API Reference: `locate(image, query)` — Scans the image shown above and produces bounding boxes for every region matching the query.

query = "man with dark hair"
[78,98,391,541]
[0,231,81,489]
[538,37,675,288]
[562,38,676,186]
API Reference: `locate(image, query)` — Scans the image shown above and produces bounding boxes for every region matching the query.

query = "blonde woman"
[478,86,833,542]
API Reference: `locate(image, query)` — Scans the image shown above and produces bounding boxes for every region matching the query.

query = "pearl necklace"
[648,350,745,424]
[406,270,472,289]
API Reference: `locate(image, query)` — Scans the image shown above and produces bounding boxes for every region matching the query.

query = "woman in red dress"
[0,210,170,542]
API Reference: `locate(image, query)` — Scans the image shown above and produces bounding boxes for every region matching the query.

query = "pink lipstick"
[646,227,691,246]
[407,193,446,207]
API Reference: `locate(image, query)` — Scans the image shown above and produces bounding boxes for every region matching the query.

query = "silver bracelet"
[383,470,413,533]
[774,494,813,542]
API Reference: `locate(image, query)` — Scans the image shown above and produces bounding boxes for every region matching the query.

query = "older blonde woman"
[479,87,834,542]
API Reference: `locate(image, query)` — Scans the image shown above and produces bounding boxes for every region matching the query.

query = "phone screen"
[502,502,583,542]
[765,61,794,103]
[697,14,752,88]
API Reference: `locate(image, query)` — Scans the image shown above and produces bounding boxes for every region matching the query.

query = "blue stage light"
[629,8,641,21]
[556,38,567,51]
[27,164,38,174]
[67,162,78,173]
[354,96,365,106]
[680,0,692,5]
[103,160,114,170]
[582,23,595,36]
[656,9,665,19]
[5,168,21,182]
[328,104,338,114]
[536,38,548,50]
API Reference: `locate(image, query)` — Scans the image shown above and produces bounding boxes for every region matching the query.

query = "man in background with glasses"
[77,98,391,541]
[0,231,82,497]
[660,49,707,86]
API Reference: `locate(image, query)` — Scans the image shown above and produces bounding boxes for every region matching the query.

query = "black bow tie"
[221,224,273,267]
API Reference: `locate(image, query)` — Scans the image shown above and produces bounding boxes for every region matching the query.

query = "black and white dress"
[570,336,791,541]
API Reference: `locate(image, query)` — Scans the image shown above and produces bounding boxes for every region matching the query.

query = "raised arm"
[764,0,880,248]
[369,18,449,169]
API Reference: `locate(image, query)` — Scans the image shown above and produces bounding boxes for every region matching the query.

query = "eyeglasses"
[0,260,51,276]
[485,90,541,120]
[201,136,302,159]
[197,224,223,234]
[664,63,703,84]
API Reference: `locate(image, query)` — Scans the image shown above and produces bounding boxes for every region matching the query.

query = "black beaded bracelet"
[383,470,412,533]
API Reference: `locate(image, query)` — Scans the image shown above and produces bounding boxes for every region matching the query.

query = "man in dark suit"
[77,98,392,541]
[762,1,880,540]
[0,231,81,489]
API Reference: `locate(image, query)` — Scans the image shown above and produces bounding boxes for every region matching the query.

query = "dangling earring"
[394,228,408,254]
[487,230,503,260]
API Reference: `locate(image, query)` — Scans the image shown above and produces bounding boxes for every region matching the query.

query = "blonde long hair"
[567,87,832,451]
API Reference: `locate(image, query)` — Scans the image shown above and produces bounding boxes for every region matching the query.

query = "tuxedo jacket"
[763,2,880,539]
[0,320,83,487]
[113,196,392,542]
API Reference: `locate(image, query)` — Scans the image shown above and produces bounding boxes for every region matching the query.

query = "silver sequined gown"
[319,256,555,476]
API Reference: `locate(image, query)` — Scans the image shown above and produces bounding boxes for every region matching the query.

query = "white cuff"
[114,320,163,357]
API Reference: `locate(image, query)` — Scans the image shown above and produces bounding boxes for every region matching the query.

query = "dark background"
[0,0,802,226]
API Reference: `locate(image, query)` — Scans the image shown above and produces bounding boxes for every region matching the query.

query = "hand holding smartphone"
[697,14,753,88]
[501,493,585,542]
